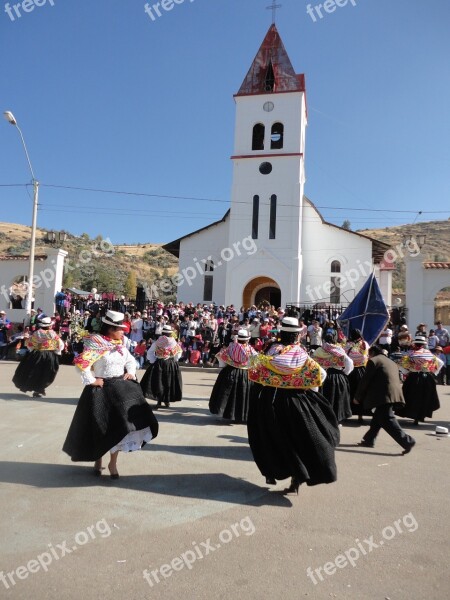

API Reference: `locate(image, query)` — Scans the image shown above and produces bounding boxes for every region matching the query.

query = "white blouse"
[79,347,137,386]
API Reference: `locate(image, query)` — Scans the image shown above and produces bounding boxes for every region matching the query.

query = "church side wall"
[300,203,373,305]
[176,221,229,305]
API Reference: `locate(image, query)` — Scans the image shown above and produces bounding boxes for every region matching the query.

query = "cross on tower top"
[266,0,282,23]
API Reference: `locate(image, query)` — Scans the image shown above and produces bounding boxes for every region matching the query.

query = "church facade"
[164,25,392,309]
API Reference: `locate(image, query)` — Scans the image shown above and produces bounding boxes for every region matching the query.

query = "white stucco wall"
[0,248,67,323]
[300,200,374,304]
[405,255,450,330]
[177,219,230,305]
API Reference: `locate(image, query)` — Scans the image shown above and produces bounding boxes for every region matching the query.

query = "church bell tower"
[225,24,308,307]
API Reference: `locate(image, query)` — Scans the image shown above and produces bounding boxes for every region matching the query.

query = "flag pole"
[361,271,375,337]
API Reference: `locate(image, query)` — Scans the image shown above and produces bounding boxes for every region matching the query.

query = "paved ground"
[0,361,449,600]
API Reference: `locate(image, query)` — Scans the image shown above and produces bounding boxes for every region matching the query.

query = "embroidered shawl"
[313,343,346,369]
[346,340,369,367]
[218,342,257,369]
[249,344,322,389]
[74,334,124,372]
[26,329,61,352]
[155,335,182,360]
[401,349,441,374]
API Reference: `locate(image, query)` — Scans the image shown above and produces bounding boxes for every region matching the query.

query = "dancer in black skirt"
[13,316,64,397]
[247,317,340,495]
[395,336,443,425]
[312,333,354,423]
[209,329,257,423]
[345,329,370,423]
[63,311,158,478]
[140,324,182,408]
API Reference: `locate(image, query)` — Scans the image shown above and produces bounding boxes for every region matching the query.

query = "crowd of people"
[5,297,448,493]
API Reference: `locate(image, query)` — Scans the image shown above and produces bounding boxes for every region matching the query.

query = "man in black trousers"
[355,345,415,455]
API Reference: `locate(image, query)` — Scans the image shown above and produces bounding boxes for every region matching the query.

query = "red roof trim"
[424,262,450,269]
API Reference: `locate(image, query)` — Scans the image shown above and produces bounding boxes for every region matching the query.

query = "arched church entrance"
[243,277,281,308]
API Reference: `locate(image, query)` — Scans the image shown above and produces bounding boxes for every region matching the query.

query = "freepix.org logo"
[4,0,55,21]
[144,0,195,23]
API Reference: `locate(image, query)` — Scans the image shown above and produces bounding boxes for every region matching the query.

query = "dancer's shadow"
[0,462,291,507]
[146,442,253,462]
[218,435,249,444]
[336,445,403,457]
[0,392,78,406]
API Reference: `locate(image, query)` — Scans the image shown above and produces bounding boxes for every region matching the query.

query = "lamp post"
[4,110,39,316]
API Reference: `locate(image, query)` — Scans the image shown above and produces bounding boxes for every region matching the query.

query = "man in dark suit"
[355,345,415,455]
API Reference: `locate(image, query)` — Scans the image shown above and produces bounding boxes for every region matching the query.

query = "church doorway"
[243,277,281,308]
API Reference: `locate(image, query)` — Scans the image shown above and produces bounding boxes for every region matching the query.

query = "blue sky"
[1,0,449,244]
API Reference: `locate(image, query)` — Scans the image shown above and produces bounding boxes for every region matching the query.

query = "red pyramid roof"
[236,24,305,96]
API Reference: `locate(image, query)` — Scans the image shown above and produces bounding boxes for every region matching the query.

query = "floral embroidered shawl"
[401,349,441,374]
[26,329,61,352]
[345,340,369,367]
[249,344,322,389]
[313,343,346,369]
[154,335,182,360]
[74,334,124,372]
[218,342,257,370]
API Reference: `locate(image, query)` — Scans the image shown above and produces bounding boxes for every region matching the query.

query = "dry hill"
[1,219,449,299]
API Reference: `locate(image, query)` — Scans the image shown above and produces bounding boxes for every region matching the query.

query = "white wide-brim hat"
[414,336,427,345]
[435,426,449,436]
[162,325,173,334]
[102,310,126,329]
[280,317,301,332]
[237,329,250,340]
[38,317,53,328]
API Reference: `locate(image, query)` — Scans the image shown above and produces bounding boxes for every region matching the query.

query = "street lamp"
[3,110,39,315]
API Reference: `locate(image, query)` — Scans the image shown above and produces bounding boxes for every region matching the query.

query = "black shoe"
[282,477,300,495]
[154,402,161,410]
[402,440,416,455]
[164,402,170,407]
[357,440,375,448]
[32,392,42,398]
[265,477,276,485]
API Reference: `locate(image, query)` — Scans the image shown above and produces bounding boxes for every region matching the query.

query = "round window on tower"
[259,162,273,175]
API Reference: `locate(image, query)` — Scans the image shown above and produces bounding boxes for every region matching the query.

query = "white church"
[164,24,392,308]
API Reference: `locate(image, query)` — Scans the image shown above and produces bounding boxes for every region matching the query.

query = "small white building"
[0,247,67,323]
[164,25,391,308]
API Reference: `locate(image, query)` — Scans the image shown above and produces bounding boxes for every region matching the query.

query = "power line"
[36,183,449,214]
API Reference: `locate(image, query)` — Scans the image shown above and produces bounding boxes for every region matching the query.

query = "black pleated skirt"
[247,384,340,486]
[140,358,182,404]
[397,372,440,422]
[322,368,352,423]
[62,377,159,462]
[209,365,253,423]
[348,366,371,417]
[12,350,59,393]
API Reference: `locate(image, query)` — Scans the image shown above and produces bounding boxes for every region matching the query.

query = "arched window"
[252,123,265,151]
[269,195,277,239]
[331,260,341,273]
[270,122,284,150]
[252,195,259,240]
